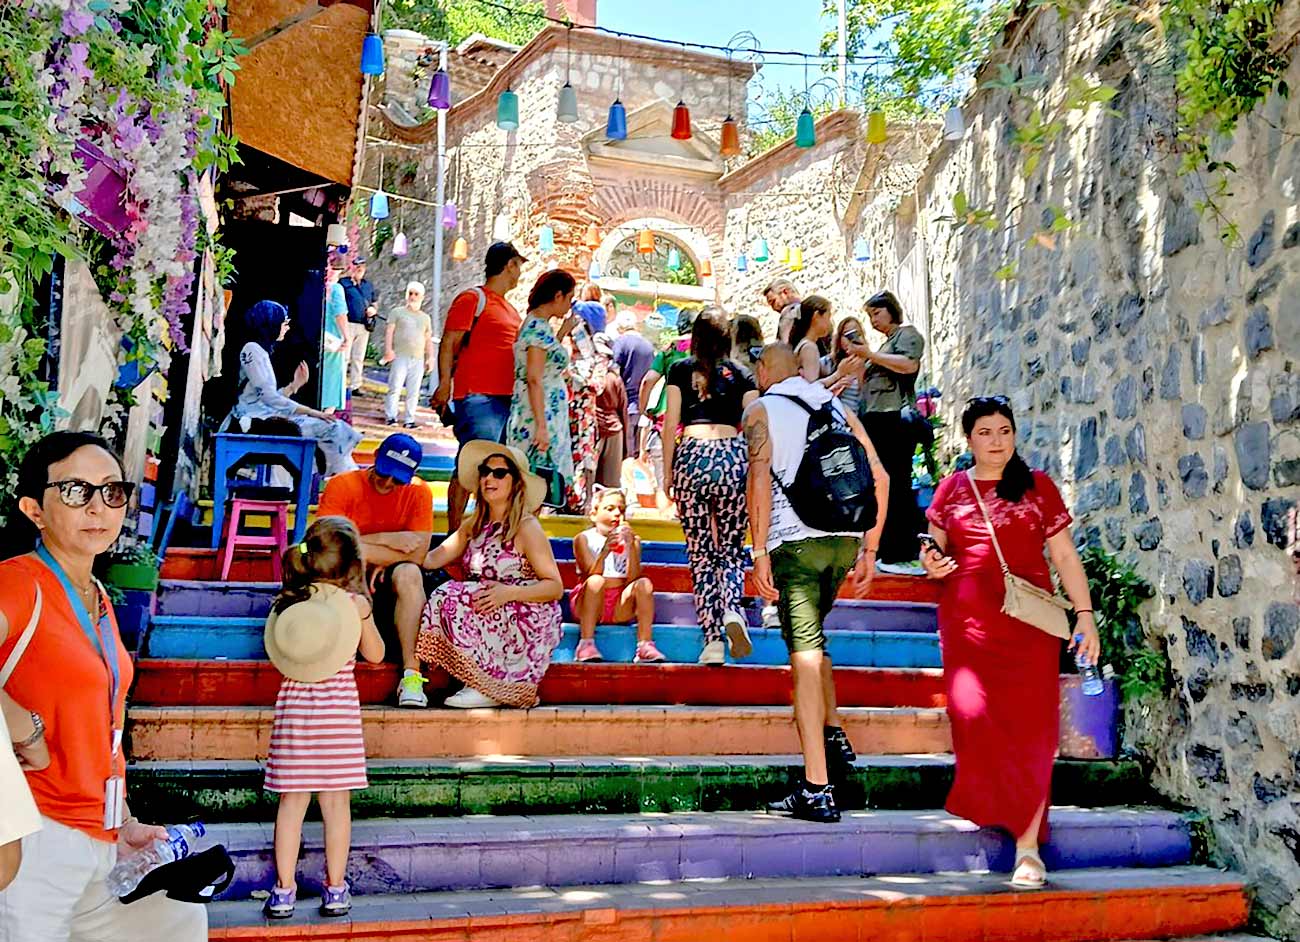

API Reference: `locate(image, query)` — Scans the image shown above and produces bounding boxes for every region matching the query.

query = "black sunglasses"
[46,479,135,509]
[478,463,517,481]
[966,395,1010,406]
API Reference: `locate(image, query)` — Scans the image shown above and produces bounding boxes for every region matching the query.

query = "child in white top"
[571,488,664,663]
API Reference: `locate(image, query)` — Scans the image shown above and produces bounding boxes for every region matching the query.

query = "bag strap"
[0,585,42,688]
[446,287,488,377]
[966,470,1012,576]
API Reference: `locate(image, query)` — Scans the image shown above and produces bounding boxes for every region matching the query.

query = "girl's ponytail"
[271,516,366,614]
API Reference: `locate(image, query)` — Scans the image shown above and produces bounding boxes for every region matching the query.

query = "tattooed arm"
[742,400,779,601]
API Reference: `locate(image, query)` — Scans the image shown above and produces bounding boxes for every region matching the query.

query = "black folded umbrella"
[119,845,235,905]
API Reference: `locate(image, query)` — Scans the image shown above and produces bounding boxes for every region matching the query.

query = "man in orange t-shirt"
[317,433,437,707]
[431,242,525,532]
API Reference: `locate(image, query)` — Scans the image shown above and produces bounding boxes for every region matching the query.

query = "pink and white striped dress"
[264,657,367,793]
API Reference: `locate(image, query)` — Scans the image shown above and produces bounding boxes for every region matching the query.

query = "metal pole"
[431,40,448,342]
[837,0,848,108]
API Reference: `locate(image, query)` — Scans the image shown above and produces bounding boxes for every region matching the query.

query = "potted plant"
[98,541,162,654]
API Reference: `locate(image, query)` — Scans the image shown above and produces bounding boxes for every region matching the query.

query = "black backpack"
[770,394,878,533]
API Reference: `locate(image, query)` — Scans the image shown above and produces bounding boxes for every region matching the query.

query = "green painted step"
[128,754,1153,823]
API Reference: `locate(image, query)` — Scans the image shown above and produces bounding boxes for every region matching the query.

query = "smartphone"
[844,328,862,343]
[917,533,942,555]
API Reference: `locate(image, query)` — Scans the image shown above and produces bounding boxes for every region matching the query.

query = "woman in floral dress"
[565,345,603,513]
[506,270,579,502]
[416,442,564,708]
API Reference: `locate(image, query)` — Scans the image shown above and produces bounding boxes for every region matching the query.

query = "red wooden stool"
[219,498,290,581]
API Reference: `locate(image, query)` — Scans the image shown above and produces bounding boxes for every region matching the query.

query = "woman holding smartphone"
[506,270,580,505]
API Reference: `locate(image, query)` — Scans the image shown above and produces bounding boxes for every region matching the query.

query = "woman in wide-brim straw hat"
[416,442,563,708]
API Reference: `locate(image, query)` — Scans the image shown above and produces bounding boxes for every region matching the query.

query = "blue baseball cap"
[373,433,422,484]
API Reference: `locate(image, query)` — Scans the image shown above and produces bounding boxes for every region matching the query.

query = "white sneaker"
[444,686,501,708]
[761,604,781,629]
[723,610,752,660]
[876,560,926,577]
[396,670,428,708]
[698,640,726,665]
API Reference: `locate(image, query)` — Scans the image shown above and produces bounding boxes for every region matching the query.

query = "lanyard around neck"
[34,543,121,752]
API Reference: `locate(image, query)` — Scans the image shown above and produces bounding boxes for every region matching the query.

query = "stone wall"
[855,1,1300,931]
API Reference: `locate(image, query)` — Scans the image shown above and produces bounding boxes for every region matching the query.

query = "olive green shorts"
[770,536,860,653]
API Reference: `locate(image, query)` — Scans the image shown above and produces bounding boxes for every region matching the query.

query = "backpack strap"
[445,287,489,377]
[0,585,42,688]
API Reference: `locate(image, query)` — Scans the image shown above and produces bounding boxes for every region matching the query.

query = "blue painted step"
[206,807,1191,901]
[155,581,937,632]
[142,616,942,667]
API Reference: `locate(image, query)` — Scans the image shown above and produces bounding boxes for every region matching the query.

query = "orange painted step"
[158,547,941,603]
[126,704,951,761]
[206,867,1248,941]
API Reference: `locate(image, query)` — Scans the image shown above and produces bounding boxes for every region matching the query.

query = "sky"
[598,0,838,101]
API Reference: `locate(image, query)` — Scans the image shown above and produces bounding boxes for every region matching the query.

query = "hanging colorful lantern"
[720,116,741,158]
[369,191,389,219]
[671,100,692,140]
[637,229,655,254]
[428,68,451,109]
[441,202,458,229]
[736,253,748,272]
[557,83,579,123]
[539,225,555,254]
[589,259,603,279]
[790,247,804,271]
[493,212,512,242]
[776,244,789,264]
[584,223,601,250]
[452,237,469,261]
[391,232,409,257]
[496,88,520,130]
[751,238,770,263]
[627,266,641,287]
[853,237,871,262]
[943,105,965,142]
[699,258,713,277]
[795,108,816,148]
[666,247,682,271]
[866,110,887,144]
[606,99,628,140]
[360,33,384,75]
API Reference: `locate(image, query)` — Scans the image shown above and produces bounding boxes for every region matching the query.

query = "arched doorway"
[593,218,715,338]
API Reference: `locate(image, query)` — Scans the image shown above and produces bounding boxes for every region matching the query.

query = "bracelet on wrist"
[752,547,768,559]
[1075,609,1093,616]
[13,712,44,749]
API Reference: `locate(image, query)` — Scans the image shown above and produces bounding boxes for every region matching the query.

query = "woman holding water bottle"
[0,431,206,940]
[919,397,1099,891]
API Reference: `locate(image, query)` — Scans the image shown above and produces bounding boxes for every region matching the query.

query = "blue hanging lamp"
[360,33,384,75]
[736,253,748,272]
[853,237,871,262]
[606,39,628,140]
[751,238,770,262]
[369,190,389,219]
[666,247,681,271]
[627,266,641,287]
[497,87,520,130]
[539,224,555,254]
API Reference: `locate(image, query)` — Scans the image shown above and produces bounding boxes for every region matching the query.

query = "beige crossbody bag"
[966,470,1072,640]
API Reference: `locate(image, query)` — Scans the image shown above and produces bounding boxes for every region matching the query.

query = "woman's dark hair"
[789,295,832,352]
[961,396,1035,502]
[527,270,576,312]
[273,516,366,614]
[866,290,904,324]
[7,432,126,556]
[731,314,763,353]
[243,300,289,353]
[689,306,733,397]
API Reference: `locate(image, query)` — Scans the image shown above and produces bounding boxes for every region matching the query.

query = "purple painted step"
[156,581,938,632]
[208,807,1190,901]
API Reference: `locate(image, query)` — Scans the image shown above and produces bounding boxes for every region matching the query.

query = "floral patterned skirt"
[416,580,562,707]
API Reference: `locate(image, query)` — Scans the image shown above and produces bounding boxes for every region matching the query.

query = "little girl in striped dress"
[262,517,384,920]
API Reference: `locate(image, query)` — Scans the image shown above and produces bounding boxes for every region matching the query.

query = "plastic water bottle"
[106,822,207,897]
[1074,635,1105,696]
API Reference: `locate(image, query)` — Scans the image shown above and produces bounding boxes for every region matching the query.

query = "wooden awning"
[229,0,372,185]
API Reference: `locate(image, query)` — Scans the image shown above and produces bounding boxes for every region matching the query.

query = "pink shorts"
[569,583,623,623]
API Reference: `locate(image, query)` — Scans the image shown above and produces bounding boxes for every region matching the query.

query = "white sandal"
[1010,849,1047,890]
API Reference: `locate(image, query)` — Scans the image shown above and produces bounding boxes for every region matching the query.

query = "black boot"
[824,725,857,765]
[791,784,841,823]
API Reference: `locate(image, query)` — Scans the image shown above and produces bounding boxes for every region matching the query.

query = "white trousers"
[0,817,207,942]
[385,355,426,424]
[345,322,370,391]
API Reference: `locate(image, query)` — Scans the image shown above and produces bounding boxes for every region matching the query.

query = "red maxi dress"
[925,469,1072,844]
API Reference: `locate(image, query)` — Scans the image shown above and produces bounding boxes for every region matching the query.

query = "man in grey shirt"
[763,278,801,344]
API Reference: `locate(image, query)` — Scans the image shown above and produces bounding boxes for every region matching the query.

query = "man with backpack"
[742,343,889,823]
[431,242,525,532]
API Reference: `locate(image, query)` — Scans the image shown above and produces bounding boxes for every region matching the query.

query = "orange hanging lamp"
[584,223,601,250]
[451,237,469,262]
[700,257,713,277]
[719,50,741,157]
[671,100,692,140]
[637,229,656,254]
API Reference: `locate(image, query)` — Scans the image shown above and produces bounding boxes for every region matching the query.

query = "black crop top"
[666,357,756,427]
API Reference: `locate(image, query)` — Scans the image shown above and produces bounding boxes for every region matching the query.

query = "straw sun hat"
[456,440,547,512]
[264,584,361,683]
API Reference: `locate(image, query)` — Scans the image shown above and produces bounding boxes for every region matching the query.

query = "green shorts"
[770,536,861,653]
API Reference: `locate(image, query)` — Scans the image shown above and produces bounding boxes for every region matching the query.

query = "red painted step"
[159,547,941,603]
[130,660,948,708]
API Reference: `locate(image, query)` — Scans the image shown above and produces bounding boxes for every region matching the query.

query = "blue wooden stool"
[212,433,317,549]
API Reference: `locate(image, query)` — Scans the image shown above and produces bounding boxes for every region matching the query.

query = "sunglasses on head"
[478,462,517,481]
[966,395,1010,406]
[46,479,135,509]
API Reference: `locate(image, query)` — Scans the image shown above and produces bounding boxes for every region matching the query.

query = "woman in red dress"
[921,396,1100,889]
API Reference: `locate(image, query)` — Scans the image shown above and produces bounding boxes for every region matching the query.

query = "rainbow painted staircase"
[129,523,1251,940]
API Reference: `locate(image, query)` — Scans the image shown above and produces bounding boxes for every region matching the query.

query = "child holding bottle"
[261,517,385,919]
[571,488,665,663]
